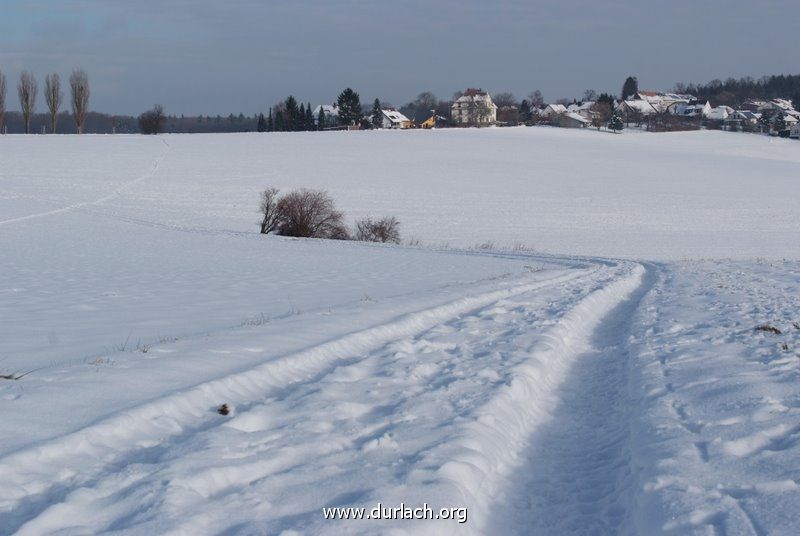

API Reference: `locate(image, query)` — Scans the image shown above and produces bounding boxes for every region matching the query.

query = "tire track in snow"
[431,261,650,535]
[0,264,599,531]
[0,137,169,227]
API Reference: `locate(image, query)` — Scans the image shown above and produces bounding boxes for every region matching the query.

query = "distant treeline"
[673,74,800,107]
[2,73,799,135]
[1,111,260,134]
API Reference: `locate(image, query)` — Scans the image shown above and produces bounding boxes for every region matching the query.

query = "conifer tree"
[518,99,531,122]
[299,103,306,131]
[773,114,787,133]
[609,114,624,132]
[284,96,299,131]
[621,76,638,101]
[257,113,267,132]
[306,103,314,130]
[371,98,383,129]
[317,107,326,129]
[267,107,274,132]
[337,88,362,126]
[275,108,285,131]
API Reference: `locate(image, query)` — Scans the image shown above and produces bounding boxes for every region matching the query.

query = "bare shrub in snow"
[276,188,348,239]
[139,104,166,135]
[258,187,281,234]
[354,216,401,243]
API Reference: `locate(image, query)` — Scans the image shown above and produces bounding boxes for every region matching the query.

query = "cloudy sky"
[1,0,796,115]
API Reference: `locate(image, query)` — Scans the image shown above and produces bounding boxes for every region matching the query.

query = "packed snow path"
[492,265,655,535]
[0,259,646,534]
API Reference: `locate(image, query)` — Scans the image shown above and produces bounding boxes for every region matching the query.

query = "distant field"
[2,127,799,259]
[3,128,800,534]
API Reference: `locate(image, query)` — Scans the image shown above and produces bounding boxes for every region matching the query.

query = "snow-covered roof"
[454,92,498,109]
[616,100,657,114]
[313,104,339,117]
[707,106,732,120]
[567,101,595,113]
[731,110,761,120]
[546,104,568,113]
[563,112,590,123]
[673,101,711,116]
[772,98,795,111]
[381,109,410,124]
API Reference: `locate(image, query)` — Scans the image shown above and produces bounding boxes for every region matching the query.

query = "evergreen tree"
[518,99,531,122]
[337,88,362,126]
[621,76,638,101]
[609,114,624,132]
[275,109,285,132]
[317,107,326,130]
[284,96,300,131]
[267,108,274,132]
[256,113,267,132]
[596,93,616,108]
[371,98,383,128]
[773,113,787,133]
[295,102,308,130]
[792,93,800,112]
[306,103,314,130]
[759,110,773,133]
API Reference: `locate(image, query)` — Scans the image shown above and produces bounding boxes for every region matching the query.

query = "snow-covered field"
[1,128,799,534]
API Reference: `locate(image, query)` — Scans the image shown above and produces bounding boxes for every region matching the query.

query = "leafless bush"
[258,187,281,234]
[354,216,401,243]
[138,104,166,134]
[276,188,348,239]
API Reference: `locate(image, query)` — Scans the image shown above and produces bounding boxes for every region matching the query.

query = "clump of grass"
[755,324,782,335]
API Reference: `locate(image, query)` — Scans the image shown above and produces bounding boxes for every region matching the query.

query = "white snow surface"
[1,128,799,535]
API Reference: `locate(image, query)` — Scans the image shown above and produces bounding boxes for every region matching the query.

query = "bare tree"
[258,187,281,234]
[0,70,6,134]
[276,189,347,239]
[583,89,598,102]
[69,68,90,134]
[528,90,544,107]
[138,104,166,134]
[590,102,612,130]
[493,92,518,108]
[354,216,401,243]
[18,71,38,134]
[44,73,63,133]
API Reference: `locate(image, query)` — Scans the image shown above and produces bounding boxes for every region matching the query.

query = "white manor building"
[451,89,498,126]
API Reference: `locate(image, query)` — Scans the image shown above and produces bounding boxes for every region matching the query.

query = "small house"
[540,104,568,119]
[558,112,591,129]
[381,109,412,129]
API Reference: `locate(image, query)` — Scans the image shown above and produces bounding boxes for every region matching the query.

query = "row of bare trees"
[0,68,90,134]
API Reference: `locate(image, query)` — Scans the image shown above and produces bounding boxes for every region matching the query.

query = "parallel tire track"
[0,265,598,530]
